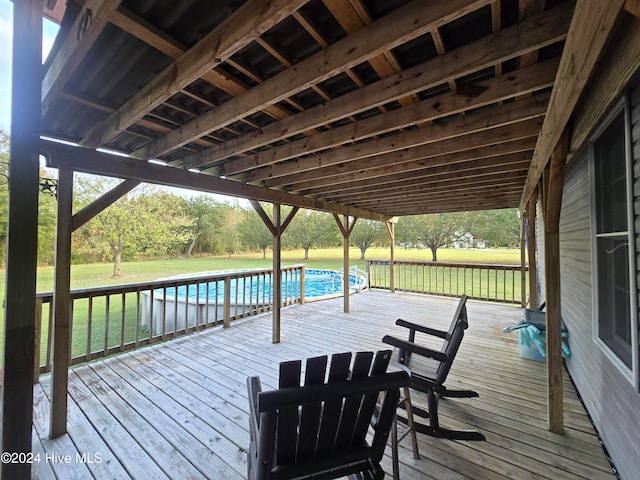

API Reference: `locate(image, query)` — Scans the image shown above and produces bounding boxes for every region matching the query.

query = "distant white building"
[452,232,474,249]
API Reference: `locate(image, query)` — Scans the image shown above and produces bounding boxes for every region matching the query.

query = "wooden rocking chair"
[382,295,485,441]
[247,350,409,480]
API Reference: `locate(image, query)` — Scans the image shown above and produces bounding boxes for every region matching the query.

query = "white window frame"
[589,94,638,388]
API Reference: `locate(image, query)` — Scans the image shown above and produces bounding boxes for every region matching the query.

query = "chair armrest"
[396,319,448,339]
[247,376,262,431]
[382,335,448,363]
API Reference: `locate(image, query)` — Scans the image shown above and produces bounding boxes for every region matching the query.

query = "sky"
[0,0,59,130]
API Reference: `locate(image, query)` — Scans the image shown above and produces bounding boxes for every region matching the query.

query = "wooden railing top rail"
[35,264,306,302]
[366,260,526,270]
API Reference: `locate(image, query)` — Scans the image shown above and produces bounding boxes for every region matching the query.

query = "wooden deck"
[31,291,616,480]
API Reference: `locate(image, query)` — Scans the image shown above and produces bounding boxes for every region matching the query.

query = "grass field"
[0,246,522,364]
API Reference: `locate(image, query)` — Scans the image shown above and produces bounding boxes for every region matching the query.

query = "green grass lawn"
[1,246,522,365]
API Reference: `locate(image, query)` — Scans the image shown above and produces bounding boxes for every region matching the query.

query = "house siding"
[551,83,640,480]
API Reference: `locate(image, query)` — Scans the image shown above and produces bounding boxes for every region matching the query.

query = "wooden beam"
[519,0,626,210]
[49,167,74,439]
[238,94,548,188]
[81,0,309,147]
[520,214,527,308]
[272,204,282,343]
[335,175,527,207]
[44,0,66,24]
[72,178,140,231]
[41,140,392,222]
[516,0,546,98]
[625,0,640,18]
[107,7,293,124]
[354,189,524,210]
[42,0,122,116]
[179,3,571,170]
[544,129,569,434]
[386,222,396,292]
[333,214,357,313]
[275,136,537,190]
[224,58,557,179]
[296,153,531,197]
[250,200,277,236]
[133,0,494,160]
[569,15,640,158]
[323,0,415,105]
[2,1,41,477]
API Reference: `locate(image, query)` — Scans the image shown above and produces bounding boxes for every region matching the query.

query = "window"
[591,99,637,379]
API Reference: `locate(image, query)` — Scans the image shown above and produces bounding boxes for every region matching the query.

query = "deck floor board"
[32,291,616,479]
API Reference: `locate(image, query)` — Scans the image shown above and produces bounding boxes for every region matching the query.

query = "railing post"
[33,298,42,384]
[223,277,232,328]
[299,267,305,305]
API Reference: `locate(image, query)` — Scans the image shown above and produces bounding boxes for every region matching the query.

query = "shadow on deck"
[32,290,615,479]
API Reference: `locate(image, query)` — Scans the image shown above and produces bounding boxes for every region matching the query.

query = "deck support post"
[1,1,42,477]
[386,222,395,292]
[544,128,569,434]
[250,201,298,343]
[333,214,357,313]
[526,191,539,309]
[272,204,282,343]
[50,167,74,438]
[520,214,526,307]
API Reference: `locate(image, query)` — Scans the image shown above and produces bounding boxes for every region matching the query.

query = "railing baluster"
[87,296,93,361]
[35,265,309,365]
[104,295,110,355]
[120,292,126,352]
[364,260,522,304]
[135,290,141,347]
[34,298,42,383]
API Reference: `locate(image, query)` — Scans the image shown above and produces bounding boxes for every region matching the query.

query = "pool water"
[160,269,366,303]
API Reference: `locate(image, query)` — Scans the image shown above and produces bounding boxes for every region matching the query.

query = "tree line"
[0,129,521,276]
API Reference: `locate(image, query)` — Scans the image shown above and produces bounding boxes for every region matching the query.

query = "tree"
[219,204,245,257]
[184,196,226,256]
[397,213,474,262]
[238,206,272,258]
[471,209,520,247]
[350,219,386,260]
[0,128,58,266]
[75,178,195,276]
[286,210,338,259]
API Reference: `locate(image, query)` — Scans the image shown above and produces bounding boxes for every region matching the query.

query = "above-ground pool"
[141,268,367,335]
[166,268,366,302]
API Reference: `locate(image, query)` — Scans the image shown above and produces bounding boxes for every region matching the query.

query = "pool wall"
[140,267,367,336]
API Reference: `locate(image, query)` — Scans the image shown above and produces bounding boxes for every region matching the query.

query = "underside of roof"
[40,0,576,220]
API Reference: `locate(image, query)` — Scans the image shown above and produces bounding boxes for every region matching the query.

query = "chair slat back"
[436,295,468,385]
[248,350,405,480]
[296,355,327,462]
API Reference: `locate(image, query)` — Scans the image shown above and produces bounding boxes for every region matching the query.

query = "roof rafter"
[277,137,536,191]
[132,0,495,160]
[42,0,123,115]
[81,0,310,147]
[228,58,557,181]
[178,3,571,170]
[230,93,549,186]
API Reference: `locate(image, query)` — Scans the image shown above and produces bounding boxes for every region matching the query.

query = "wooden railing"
[366,260,527,305]
[34,265,304,374]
